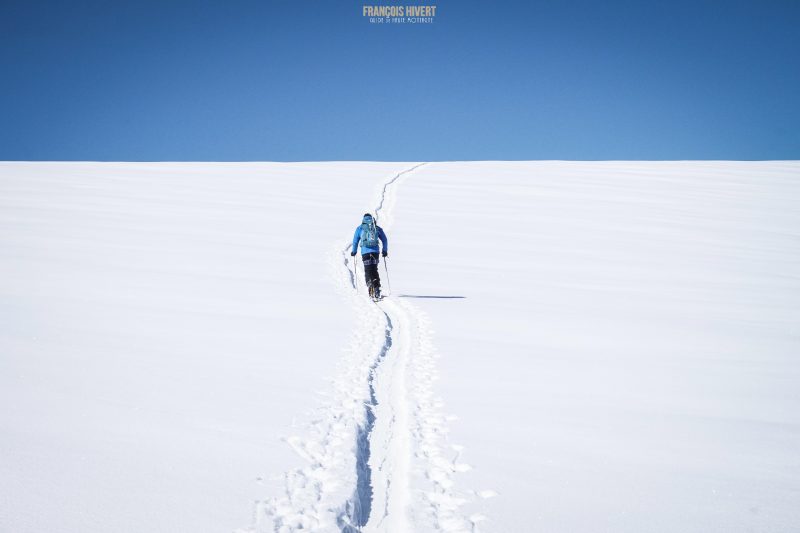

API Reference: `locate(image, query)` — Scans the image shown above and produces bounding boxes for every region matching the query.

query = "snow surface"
[1,161,799,533]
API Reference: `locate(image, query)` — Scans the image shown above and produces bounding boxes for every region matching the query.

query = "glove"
[382,251,388,258]
[350,251,356,257]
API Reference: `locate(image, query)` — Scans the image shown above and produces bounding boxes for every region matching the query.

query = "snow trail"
[243,163,480,532]
[363,298,412,532]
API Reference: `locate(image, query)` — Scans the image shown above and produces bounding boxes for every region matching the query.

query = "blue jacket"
[352,220,388,255]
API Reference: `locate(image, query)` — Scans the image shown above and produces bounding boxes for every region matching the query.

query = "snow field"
[3,161,798,533]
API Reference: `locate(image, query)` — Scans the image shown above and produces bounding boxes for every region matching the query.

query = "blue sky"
[1,0,798,160]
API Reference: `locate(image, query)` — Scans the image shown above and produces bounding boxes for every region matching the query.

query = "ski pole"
[383,256,392,295]
[353,254,358,293]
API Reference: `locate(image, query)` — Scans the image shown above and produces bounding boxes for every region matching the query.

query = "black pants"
[361,252,381,292]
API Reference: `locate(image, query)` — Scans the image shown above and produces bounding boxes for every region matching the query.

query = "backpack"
[360,217,379,249]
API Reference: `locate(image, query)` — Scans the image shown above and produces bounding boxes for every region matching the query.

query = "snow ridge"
[242,163,481,532]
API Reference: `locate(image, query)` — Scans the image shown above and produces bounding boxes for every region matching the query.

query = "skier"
[351,213,388,300]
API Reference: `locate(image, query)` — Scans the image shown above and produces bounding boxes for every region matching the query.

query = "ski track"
[241,163,485,533]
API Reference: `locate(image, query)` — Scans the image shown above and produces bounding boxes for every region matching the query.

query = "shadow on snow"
[397,294,466,299]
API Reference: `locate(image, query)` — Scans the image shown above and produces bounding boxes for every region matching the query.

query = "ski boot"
[368,284,382,302]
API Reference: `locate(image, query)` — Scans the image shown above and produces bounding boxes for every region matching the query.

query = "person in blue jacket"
[351,213,388,299]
